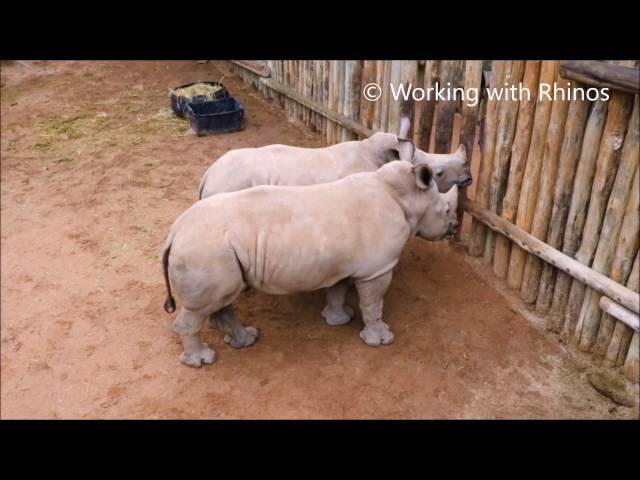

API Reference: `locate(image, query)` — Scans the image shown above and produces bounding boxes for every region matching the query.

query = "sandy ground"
[1,60,637,419]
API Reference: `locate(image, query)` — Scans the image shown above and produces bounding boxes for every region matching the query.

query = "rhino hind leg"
[211,304,259,349]
[355,272,394,347]
[321,279,355,326]
[172,308,217,368]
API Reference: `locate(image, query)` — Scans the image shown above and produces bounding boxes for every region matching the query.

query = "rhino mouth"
[458,177,473,188]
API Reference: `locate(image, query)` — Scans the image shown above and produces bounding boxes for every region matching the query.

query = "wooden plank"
[463,198,639,314]
[599,297,639,331]
[559,61,640,94]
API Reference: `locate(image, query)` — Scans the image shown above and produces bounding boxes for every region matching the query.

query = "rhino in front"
[163,161,458,367]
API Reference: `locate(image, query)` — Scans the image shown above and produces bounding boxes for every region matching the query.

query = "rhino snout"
[457,175,472,188]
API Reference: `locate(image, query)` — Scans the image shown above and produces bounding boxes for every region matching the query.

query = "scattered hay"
[54,153,75,164]
[34,139,53,152]
[169,83,223,102]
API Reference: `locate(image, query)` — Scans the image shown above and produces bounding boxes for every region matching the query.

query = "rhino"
[197,119,471,200]
[162,161,459,367]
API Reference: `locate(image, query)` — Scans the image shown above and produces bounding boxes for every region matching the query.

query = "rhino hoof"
[180,343,217,368]
[359,325,394,346]
[322,305,355,326]
[224,326,259,349]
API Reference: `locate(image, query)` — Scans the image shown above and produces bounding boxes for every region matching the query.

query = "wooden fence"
[227,60,640,383]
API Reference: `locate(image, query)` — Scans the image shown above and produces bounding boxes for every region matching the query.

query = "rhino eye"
[437,171,443,177]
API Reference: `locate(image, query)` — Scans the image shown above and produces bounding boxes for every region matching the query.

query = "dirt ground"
[1,60,637,419]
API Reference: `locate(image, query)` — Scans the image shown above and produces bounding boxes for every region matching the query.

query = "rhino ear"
[455,143,468,161]
[413,164,433,190]
[395,137,415,163]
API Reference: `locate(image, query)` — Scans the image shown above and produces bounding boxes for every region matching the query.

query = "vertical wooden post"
[458,61,484,155]
[468,61,507,257]
[360,60,377,130]
[387,61,403,135]
[351,60,364,137]
[434,60,459,154]
[337,60,347,141]
[372,60,385,132]
[537,94,590,320]
[327,61,336,144]
[379,61,392,133]
[419,60,440,151]
[492,60,541,276]
[323,60,330,138]
[506,61,558,289]
[605,253,639,366]
[624,330,639,383]
[400,61,419,137]
[579,147,638,352]
[483,61,526,265]
[564,88,635,342]
[519,76,572,303]
[454,60,483,242]
[549,98,609,327]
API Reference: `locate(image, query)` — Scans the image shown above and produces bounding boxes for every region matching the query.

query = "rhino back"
[200,143,382,198]
[190,177,410,294]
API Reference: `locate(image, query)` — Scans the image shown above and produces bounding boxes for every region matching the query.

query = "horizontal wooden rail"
[600,297,639,332]
[231,60,272,78]
[559,61,639,94]
[260,77,374,138]
[463,198,640,314]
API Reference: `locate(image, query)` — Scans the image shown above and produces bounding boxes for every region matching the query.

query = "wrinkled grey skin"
[163,161,459,367]
[197,119,471,200]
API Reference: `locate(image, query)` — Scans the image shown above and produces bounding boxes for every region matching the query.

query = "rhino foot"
[180,343,217,368]
[322,305,355,326]
[224,326,259,349]
[359,323,394,346]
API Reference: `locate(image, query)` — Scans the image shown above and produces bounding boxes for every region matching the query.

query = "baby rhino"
[197,132,471,200]
[162,161,459,367]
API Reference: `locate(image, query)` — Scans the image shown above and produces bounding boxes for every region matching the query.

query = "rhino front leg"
[321,279,355,326]
[355,272,394,347]
[172,308,217,367]
[211,304,259,349]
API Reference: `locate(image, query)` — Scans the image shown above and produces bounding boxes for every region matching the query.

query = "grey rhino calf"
[197,132,470,200]
[162,161,459,367]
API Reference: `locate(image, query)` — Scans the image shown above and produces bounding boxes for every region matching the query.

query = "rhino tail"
[162,239,176,314]
[196,170,208,200]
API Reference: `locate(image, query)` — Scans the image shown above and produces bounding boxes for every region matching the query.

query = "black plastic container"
[185,97,245,136]
[170,81,229,118]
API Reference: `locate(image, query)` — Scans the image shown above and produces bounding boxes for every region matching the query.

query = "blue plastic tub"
[185,97,245,136]
[170,81,229,118]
